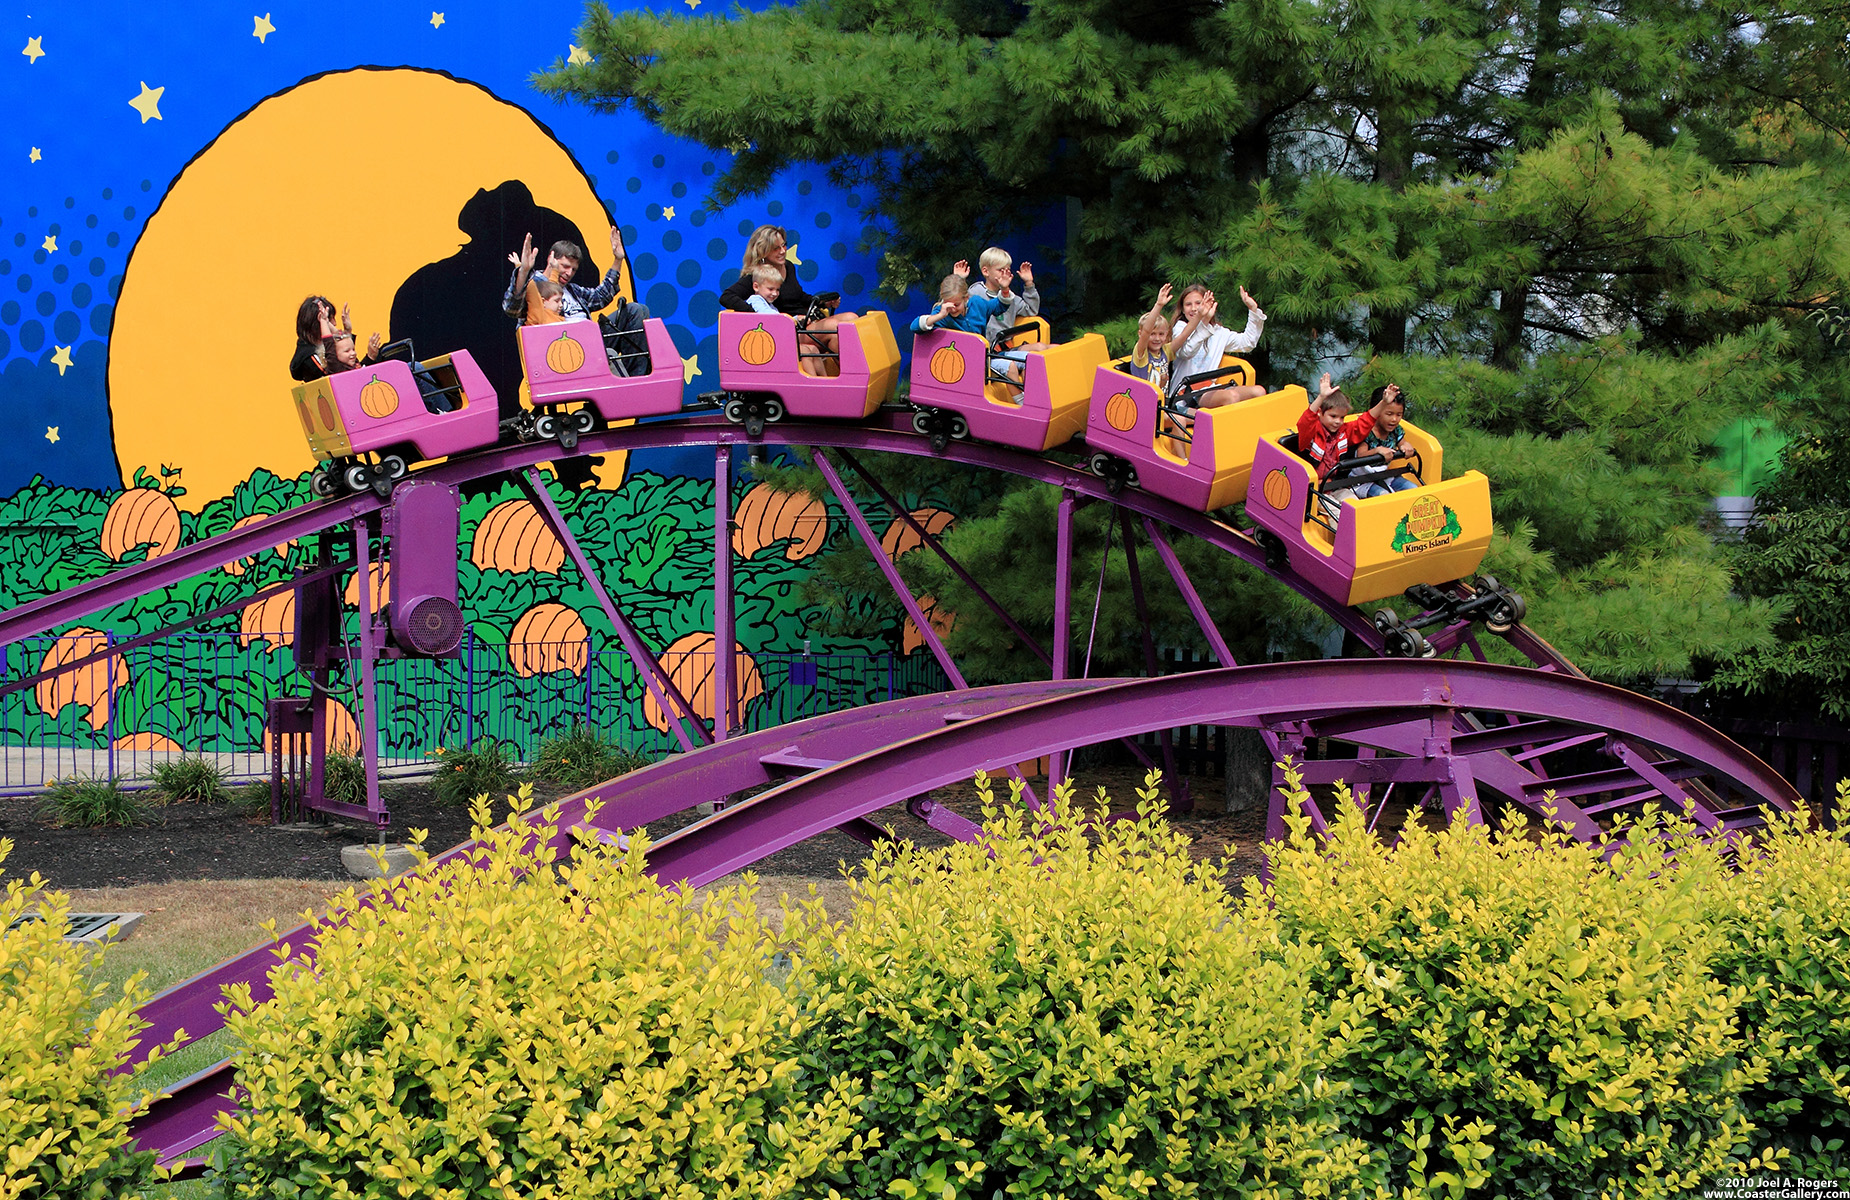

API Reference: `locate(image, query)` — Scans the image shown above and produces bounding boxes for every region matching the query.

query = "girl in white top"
[1167,284,1269,407]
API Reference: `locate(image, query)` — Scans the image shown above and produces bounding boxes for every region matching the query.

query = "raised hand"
[952,259,970,280]
[1018,261,1034,287]
[1203,293,1219,324]
[1239,286,1260,312]
[608,226,625,263]
[339,303,354,334]
[1317,372,1337,402]
[1155,282,1173,310]
[366,332,382,358]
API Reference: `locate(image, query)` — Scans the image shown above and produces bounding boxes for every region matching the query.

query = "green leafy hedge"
[0,840,179,1199]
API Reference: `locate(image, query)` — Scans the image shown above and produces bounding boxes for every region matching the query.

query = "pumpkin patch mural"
[0,3,950,771]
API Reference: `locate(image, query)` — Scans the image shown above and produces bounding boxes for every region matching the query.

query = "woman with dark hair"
[290,296,379,381]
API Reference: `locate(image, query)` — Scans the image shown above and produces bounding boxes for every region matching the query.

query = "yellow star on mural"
[28,147,41,163]
[42,235,56,253]
[662,205,676,220]
[785,244,802,266]
[567,44,591,65]
[129,81,164,123]
[45,427,59,444]
[50,345,73,375]
[430,11,444,28]
[681,354,701,385]
[253,13,274,42]
[685,0,699,8]
[22,37,44,64]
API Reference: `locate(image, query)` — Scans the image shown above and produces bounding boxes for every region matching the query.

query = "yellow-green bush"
[788,772,1376,1199]
[214,789,870,1199]
[1706,788,1850,1177]
[1260,766,1773,1197]
[0,838,175,1200]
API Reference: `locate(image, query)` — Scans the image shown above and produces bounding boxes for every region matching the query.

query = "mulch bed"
[0,764,1272,891]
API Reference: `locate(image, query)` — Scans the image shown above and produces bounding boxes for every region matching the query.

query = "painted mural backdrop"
[0,1,936,757]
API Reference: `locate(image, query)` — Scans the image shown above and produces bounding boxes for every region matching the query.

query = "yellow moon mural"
[109,67,633,509]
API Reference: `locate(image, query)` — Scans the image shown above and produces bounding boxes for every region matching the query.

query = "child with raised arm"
[1295,375,1399,517]
[1168,284,1269,408]
[917,275,1026,387]
[955,249,1047,384]
[1353,385,1419,497]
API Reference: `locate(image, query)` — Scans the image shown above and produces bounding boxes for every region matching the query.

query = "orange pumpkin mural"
[928,344,965,385]
[344,561,391,611]
[879,508,956,560]
[358,374,400,419]
[470,499,566,573]
[239,589,297,651]
[1105,390,1138,432]
[642,632,765,733]
[738,324,776,366]
[34,627,129,730]
[731,482,828,560]
[508,602,590,678]
[265,698,360,755]
[1262,468,1293,511]
[223,513,297,576]
[903,595,957,655]
[101,488,182,562]
[546,329,586,374]
[113,731,185,755]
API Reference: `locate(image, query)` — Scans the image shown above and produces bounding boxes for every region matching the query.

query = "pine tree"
[539,0,1850,683]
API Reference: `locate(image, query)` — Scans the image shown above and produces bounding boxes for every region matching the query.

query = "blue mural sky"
[1,0,882,491]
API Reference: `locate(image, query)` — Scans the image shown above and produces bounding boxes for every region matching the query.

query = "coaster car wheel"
[343,463,371,494]
[534,413,559,441]
[724,397,745,424]
[1253,528,1288,572]
[311,469,339,498]
[912,409,933,436]
[1374,609,1429,658]
[1480,575,1527,633]
[573,409,597,434]
[950,414,969,439]
[763,398,786,424]
[380,454,408,482]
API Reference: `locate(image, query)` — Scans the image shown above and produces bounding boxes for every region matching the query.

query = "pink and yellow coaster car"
[716,310,900,421]
[292,350,498,494]
[518,317,684,420]
[907,326,1108,451]
[1081,359,1307,510]
[1245,424,1493,606]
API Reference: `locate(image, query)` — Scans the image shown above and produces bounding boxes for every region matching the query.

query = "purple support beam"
[1118,509,1183,806]
[1141,516,1233,667]
[353,521,383,823]
[836,449,1053,670]
[813,450,967,689]
[714,447,735,740]
[1051,489,1074,791]
[639,659,1801,891]
[517,469,706,752]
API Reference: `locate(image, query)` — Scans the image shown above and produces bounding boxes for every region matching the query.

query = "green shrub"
[215,788,868,1197]
[1707,788,1850,1177]
[428,739,520,807]
[148,755,224,803]
[530,724,650,790]
[225,780,272,817]
[1260,764,1772,1196]
[788,771,1374,1198]
[323,751,367,808]
[38,775,145,827]
[0,839,180,1198]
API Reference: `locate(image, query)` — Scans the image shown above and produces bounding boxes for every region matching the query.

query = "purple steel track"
[0,410,1791,1170]
[125,660,1796,1172]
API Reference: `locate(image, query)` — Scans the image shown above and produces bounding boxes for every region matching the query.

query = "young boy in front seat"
[1353,386,1419,497]
[1296,375,1399,520]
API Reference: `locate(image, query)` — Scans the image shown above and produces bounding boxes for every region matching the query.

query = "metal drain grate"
[7,911,138,941]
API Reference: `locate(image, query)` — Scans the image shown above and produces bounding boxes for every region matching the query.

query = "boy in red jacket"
[1295,376,1401,519]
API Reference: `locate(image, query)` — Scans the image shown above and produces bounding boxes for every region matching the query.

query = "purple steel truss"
[125,659,1797,1173]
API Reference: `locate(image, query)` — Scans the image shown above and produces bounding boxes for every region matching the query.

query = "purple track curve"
[0,410,1795,1171]
[123,661,1796,1173]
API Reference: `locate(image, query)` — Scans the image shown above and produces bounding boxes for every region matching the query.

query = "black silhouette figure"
[391,181,605,488]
